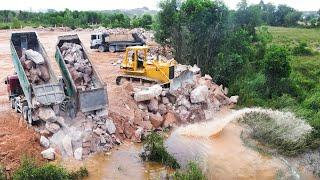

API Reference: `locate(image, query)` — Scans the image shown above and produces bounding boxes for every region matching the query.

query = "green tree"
[264,45,291,97]
[139,14,153,29]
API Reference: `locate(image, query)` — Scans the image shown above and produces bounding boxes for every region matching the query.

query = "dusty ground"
[0,29,134,172]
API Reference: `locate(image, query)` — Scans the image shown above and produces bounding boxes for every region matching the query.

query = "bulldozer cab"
[122,46,148,72]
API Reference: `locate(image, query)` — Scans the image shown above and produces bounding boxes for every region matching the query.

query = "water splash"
[174,107,312,138]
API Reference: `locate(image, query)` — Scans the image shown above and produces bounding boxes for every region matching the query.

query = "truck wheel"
[22,106,29,120]
[14,99,20,113]
[98,45,105,52]
[27,109,33,125]
[109,46,116,53]
[11,98,15,109]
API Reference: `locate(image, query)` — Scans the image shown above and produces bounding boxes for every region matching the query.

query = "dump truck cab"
[90,33,105,50]
[90,32,145,52]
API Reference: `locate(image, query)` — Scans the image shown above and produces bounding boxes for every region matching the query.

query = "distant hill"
[101,7,158,17]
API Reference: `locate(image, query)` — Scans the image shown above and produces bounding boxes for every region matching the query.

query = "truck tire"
[14,99,20,113]
[22,106,28,120]
[98,45,105,52]
[11,98,15,109]
[109,45,116,53]
[27,109,33,125]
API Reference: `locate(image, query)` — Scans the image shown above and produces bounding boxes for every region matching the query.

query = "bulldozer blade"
[170,70,194,92]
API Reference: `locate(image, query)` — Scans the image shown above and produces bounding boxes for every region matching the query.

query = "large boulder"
[62,135,73,157]
[105,119,116,134]
[163,112,178,128]
[40,136,50,148]
[229,96,239,104]
[25,49,45,64]
[39,107,56,122]
[134,85,162,102]
[150,113,164,128]
[45,122,60,134]
[41,148,55,160]
[190,85,209,103]
[74,147,83,160]
[148,98,159,113]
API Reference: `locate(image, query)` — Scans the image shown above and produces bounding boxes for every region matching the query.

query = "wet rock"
[41,148,55,160]
[177,106,191,122]
[74,147,83,160]
[163,112,178,128]
[62,135,73,157]
[45,122,60,134]
[40,136,50,148]
[150,113,163,128]
[134,85,162,102]
[148,98,159,113]
[39,107,56,122]
[190,85,209,103]
[105,119,116,134]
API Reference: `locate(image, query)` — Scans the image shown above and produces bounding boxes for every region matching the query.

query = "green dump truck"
[55,34,108,117]
[7,32,65,124]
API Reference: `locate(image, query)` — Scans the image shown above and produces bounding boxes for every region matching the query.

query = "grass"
[140,132,180,169]
[240,111,313,156]
[12,157,88,180]
[173,162,206,180]
[268,26,320,49]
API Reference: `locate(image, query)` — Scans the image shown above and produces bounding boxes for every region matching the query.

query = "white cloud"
[0,0,318,11]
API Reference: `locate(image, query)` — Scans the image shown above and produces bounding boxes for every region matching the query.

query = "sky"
[0,0,318,12]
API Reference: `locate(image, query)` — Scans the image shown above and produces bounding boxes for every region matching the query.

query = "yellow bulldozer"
[116,46,193,90]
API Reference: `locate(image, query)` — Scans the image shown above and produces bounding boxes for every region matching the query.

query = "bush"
[173,162,206,180]
[140,132,180,169]
[241,110,313,156]
[0,165,5,180]
[292,42,313,56]
[13,157,88,180]
[264,45,291,97]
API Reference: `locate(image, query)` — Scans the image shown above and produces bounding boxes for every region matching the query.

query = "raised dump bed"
[7,32,65,123]
[55,34,108,113]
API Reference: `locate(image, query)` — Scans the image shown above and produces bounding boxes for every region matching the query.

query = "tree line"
[155,0,320,149]
[0,9,153,29]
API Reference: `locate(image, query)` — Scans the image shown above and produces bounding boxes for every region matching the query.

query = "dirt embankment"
[0,111,44,173]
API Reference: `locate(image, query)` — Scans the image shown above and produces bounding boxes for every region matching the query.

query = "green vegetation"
[140,132,180,169]
[155,0,320,156]
[0,9,154,29]
[13,157,88,180]
[173,162,206,180]
[0,165,5,180]
[241,111,312,156]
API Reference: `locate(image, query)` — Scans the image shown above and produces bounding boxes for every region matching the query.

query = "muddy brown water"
[69,109,317,180]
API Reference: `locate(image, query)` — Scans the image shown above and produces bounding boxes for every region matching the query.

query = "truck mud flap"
[32,83,65,105]
[79,88,107,112]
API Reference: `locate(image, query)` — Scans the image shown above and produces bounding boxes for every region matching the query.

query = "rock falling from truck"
[60,42,94,90]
